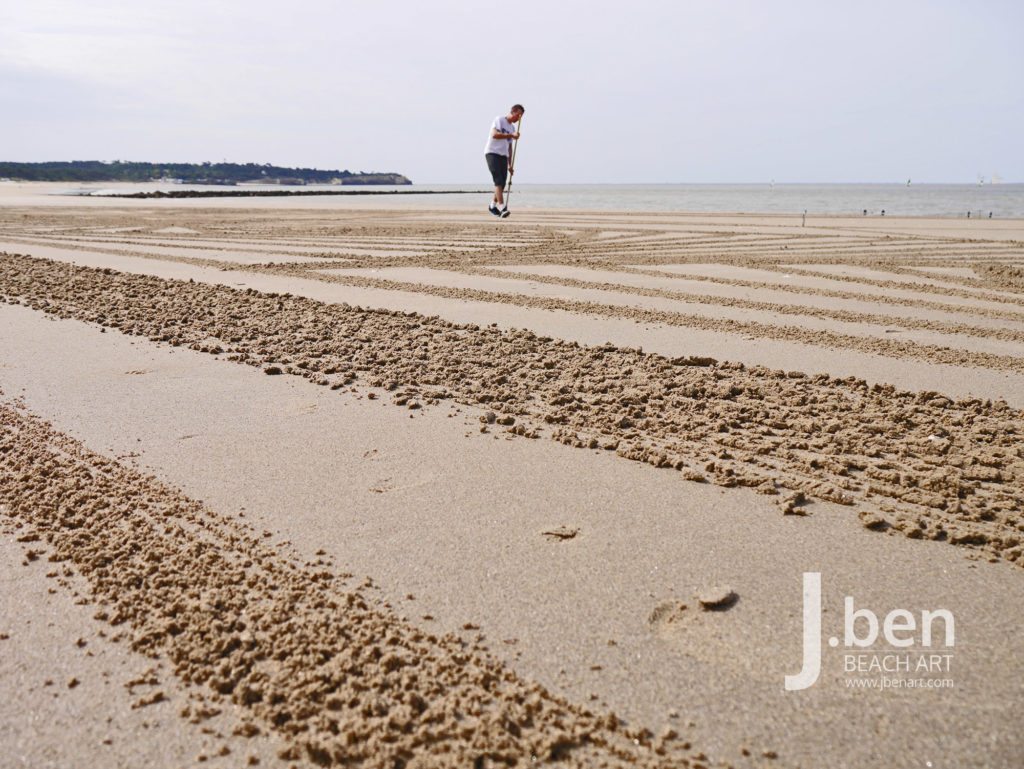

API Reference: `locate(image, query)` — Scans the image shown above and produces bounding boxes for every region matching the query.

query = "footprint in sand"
[648,586,738,634]
[645,588,766,676]
[648,600,692,633]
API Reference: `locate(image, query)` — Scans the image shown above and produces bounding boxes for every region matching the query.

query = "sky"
[1,1,1022,184]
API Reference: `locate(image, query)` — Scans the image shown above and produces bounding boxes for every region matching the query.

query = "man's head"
[509,104,525,121]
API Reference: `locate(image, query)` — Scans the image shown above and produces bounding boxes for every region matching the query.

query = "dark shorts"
[485,152,508,188]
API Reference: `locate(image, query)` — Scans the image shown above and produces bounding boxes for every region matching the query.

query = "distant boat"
[992,173,1003,185]
[906,178,911,186]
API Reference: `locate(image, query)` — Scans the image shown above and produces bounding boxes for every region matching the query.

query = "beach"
[1,183,1023,768]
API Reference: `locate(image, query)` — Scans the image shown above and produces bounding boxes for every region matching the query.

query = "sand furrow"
[12,231,1024,371]
[470,265,1024,342]
[623,265,1024,323]
[760,264,1024,308]
[0,399,705,768]
[485,263,1024,330]
[260,267,1024,373]
[2,253,1022,567]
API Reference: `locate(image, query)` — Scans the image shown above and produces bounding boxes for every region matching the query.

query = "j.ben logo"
[785,573,955,691]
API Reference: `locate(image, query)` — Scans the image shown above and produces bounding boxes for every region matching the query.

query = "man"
[484,104,524,217]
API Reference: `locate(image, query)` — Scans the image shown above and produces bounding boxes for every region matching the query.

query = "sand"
[1,189,1023,768]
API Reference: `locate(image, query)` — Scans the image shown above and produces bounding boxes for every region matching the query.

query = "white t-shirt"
[484,115,516,156]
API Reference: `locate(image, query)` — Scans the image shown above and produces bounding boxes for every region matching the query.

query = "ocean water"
[505,183,1024,219]
[374,183,1024,218]
[69,182,1024,218]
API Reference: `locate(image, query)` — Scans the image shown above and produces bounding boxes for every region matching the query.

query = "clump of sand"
[975,263,1024,292]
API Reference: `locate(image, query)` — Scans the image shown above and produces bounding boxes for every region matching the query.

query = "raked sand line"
[26,233,513,258]
[268,267,1024,374]
[3,207,1019,273]
[2,253,1022,566]
[319,264,1012,349]
[482,263,1024,333]
[0,400,704,768]
[34,234,1015,333]
[468,265,1024,342]
[8,243,1024,409]
[760,263,1024,308]
[620,265,1024,325]
[643,263,1024,311]
[0,525,300,768]
[910,266,984,278]
[512,235,1021,265]
[0,235,448,266]
[9,234,1024,375]
[787,263,1006,292]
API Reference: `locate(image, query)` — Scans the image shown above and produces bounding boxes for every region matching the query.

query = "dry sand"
[1,188,1023,768]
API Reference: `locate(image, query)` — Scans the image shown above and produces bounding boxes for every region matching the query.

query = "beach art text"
[785,572,955,691]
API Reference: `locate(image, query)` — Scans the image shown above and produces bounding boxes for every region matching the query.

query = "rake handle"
[505,114,522,198]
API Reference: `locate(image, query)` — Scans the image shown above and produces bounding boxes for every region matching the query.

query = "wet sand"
[1,188,1023,768]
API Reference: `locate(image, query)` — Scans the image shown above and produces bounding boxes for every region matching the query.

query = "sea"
[67,182,1024,219]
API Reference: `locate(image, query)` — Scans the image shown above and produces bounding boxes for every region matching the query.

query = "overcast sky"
[2,1,1021,184]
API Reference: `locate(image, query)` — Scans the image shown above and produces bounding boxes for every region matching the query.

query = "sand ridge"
[456,264,1024,349]
[2,253,1022,566]
[0,398,710,768]
[3,207,1024,378]
[12,233,1024,373]
[623,263,1024,318]
[276,269,1024,373]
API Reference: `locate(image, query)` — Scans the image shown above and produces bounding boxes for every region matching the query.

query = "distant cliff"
[0,161,411,185]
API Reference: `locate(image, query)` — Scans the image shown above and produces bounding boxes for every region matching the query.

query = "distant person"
[484,104,524,218]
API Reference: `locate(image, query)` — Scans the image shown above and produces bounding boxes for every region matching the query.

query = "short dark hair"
[511,104,525,113]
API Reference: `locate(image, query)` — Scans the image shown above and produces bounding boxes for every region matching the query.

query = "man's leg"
[486,154,508,208]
